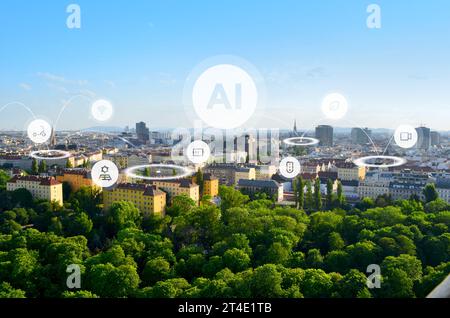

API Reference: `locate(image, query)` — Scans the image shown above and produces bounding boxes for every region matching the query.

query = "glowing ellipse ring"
[283,137,320,146]
[124,164,194,181]
[30,150,71,160]
[353,155,407,168]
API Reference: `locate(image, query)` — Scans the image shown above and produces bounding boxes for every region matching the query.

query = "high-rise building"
[430,131,441,147]
[315,125,334,146]
[351,127,371,145]
[49,127,57,147]
[136,122,150,143]
[244,134,257,163]
[416,126,431,150]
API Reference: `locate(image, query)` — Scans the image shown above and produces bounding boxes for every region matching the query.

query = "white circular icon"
[186,140,211,164]
[27,119,52,144]
[91,160,119,188]
[279,157,301,179]
[192,64,258,129]
[321,93,348,120]
[394,125,418,149]
[91,99,113,122]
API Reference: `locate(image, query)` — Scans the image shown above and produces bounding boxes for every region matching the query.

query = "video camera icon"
[399,132,413,142]
[394,125,418,149]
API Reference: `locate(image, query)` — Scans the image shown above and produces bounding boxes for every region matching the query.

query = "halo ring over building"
[30,150,71,160]
[124,164,194,181]
[283,137,320,146]
[353,155,407,168]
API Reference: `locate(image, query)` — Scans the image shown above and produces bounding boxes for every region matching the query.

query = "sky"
[0,0,449,131]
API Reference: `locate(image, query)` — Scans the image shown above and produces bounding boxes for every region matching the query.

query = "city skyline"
[1,0,450,131]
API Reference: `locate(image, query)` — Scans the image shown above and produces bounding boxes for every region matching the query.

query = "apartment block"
[151,179,200,204]
[7,175,63,205]
[56,168,100,192]
[103,183,166,216]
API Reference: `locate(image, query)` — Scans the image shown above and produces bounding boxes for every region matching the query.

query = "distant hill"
[81,126,125,133]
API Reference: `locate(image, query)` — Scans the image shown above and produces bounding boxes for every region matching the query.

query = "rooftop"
[237,179,281,189]
[113,183,165,196]
[8,175,61,186]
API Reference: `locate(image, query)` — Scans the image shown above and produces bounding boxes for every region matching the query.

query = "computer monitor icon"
[192,148,204,157]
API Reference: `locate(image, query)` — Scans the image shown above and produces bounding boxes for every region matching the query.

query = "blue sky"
[0,0,449,131]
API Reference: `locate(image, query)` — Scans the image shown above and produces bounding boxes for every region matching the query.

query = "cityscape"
[1,121,450,210]
[0,0,449,308]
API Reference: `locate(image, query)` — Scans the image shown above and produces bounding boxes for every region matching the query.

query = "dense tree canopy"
[0,171,448,298]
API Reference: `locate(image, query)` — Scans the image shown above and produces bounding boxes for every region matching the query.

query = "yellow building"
[203,164,256,186]
[151,179,199,203]
[56,168,100,192]
[203,173,219,197]
[103,183,166,216]
[234,167,256,185]
[7,175,63,206]
[335,162,366,181]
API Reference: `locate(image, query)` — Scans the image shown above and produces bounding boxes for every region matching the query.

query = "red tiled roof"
[8,175,61,186]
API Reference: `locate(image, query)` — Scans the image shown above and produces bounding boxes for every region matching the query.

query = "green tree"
[314,178,322,211]
[69,186,102,217]
[423,183,439,203]
[297,177,305,209]
[377,268,415,298]
[31,158,38,174]
[337,181,345,207]
[150,278,191,298]
[85,263,140,297]
[38,160,47,173]
[300,269,333,298]
[173,205,221,248]
[64,212,93,236]
[106,201,142,233]
[62,290,99,298]
[166,194,196,217]
[305,181,313,211]
[324,250,351,273]
[62,182,72,201]
[292,177,298,208]
[0,282,26,298]
[65,159,73,168]
[338,269,371,298]
[381,254,422,282]
[222,248,250,272]
[11,188,33,208]
[219,186,249,212]
[195,168,204,196]
[250,264,283,298]
[326,179,333,209]
[142,256,172,285]
[328,232,345,250]
[305,248,323,268]
[0,169,9,189]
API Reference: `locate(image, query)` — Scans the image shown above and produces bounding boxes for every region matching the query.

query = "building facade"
[7,175,63,205]
[103,183,166,216]
[56,168,100,192]
[315,125,334,147]
[151,179,200,204]
[237,179,284,202]
[203,173,219,197]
